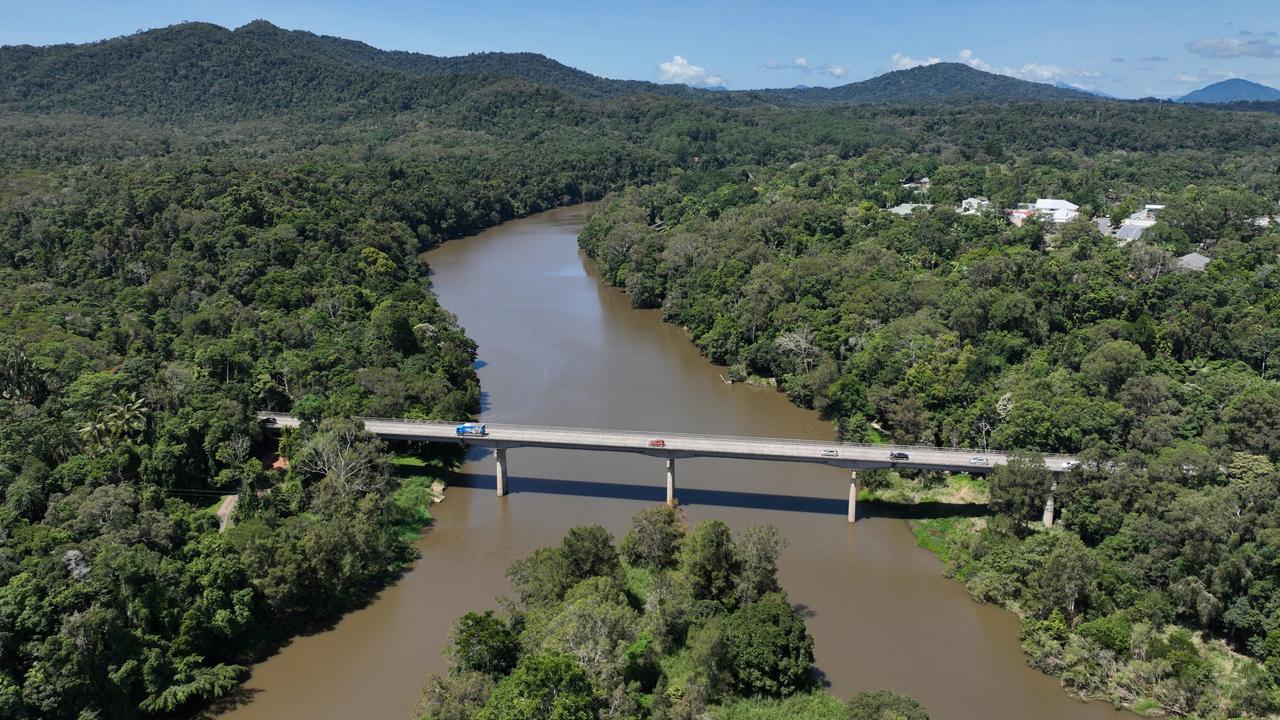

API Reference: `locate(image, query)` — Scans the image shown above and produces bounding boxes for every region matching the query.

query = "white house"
[1033,198,1080,224]
[958,197,992,215]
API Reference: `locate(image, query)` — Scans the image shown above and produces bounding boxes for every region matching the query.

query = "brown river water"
[215,204,1125,720]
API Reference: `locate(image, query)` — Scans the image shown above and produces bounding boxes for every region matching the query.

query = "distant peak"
[235,19,284,33]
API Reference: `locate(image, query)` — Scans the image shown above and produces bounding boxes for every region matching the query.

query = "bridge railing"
[340,415,1077,462]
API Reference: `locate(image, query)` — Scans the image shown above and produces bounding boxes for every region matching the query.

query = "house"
[1034,198,1079,213]
[958,197,992,215]
[1177,252,1211,271]
[1116,223,1148,244]
[902,177,931,194]
[1007,207,1036,227]
[1033,198,1080,224]
[889,203,932,216]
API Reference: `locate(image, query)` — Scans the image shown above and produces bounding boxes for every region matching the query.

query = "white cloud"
[657,55,724,86]
[762,57,848,79]
[890,52,941,70]
[955,49,1104,84]
[1174,70,1240,84]
[957,49,992,72]
[1187,35,1280,58]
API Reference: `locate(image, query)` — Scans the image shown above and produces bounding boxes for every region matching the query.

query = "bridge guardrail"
[328,414,1077,462]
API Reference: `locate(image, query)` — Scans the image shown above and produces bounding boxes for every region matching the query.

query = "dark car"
[889,451,909,461]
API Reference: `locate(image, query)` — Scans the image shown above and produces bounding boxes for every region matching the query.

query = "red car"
[648,439,666,448]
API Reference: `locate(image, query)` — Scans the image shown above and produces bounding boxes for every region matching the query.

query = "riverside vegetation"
[579,151,1280,716]
[3,19,1280,719]
[415,507,930,720]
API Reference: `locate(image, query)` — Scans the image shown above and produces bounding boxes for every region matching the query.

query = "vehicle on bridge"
[821,448,839,458]
[456,423,488,437]
[648,439,666,448]
[969,456,990,466]
[889,451,909,461]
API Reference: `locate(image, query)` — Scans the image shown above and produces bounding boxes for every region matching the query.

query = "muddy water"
[218,205,1123,720]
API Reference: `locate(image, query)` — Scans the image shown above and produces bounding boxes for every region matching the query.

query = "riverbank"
[910,518,1278,716]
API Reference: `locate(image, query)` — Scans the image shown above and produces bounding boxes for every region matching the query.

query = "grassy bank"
[391,455,447,540]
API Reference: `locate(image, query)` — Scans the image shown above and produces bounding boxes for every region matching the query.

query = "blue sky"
[3,0,1280,98]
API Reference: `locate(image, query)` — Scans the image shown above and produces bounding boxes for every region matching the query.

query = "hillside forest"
[1,18,1279,719]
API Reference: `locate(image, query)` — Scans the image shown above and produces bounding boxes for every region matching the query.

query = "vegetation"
[416,509,929,720]
[5,17,1280,719]
[581,136,1280,716]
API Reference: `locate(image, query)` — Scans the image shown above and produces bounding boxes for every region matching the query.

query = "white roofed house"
[958,197,992,215]
[1034,198,1080,224]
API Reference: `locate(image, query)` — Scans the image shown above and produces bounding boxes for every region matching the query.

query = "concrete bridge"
[258,413,1075,525]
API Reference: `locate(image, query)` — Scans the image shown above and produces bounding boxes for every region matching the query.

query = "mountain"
[759,63,1098,104]
[0,22,1102,121]
[0,20,704,119]
[1054,81,1114,99]
[1178,78,1280,104]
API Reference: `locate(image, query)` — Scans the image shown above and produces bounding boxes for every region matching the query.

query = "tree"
[722,593,815,697]
[293,418,392,511]
[560,524,622,584]
[475,653,597,720]
[846,689,931,720]
[508,548,575,608]
[1026,532,1097,624]
[734,525,786,604]
[536,577,640,689]
[448,611,520,677]
[988,451,1052,535]
[679,520,740,606]
[1080,340,1146,393]
[416,672,495,720]
[620,505,685,570]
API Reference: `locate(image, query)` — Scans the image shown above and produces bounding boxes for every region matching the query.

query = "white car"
[1061,460,1080,470]
[821,448,839,458]
[968,456,990,466]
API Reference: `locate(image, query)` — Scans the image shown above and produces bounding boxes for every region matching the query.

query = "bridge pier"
[495,448,508,497]
[1042,474,1058,528]
[666,458,676,506]
[848,470,857,523]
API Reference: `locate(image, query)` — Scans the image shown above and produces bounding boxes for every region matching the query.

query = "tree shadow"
[446,472,988,520]
[188,686,262,718]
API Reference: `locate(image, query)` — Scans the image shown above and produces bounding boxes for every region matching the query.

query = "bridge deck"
[257,413,1077,474]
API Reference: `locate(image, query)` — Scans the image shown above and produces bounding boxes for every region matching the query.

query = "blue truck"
[455,422,488,437]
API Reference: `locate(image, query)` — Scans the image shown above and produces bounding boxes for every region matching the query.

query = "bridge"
[258,413,1075,525]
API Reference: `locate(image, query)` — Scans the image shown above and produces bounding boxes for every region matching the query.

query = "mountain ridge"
[1178,78,1280,104]
[0,21,1103,120]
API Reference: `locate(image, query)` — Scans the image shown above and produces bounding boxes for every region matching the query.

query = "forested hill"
[752,62,1093,104]
[1,21,1096,119]
[0,19,713,119]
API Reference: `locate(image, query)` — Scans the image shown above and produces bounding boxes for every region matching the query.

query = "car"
[889,451,909,461]
[455,423,488,437]
[968,456,990,466]
[821,448,839,458]
[259,416,277,426]
[648,439,666,448]
[1061,460,1079,470]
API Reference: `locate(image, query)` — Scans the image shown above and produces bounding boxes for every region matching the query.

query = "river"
[216,204,1123,720]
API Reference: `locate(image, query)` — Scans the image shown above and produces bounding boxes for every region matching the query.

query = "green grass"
[710,692,848,720]
[624,564,655,605]
[390,455,444,539]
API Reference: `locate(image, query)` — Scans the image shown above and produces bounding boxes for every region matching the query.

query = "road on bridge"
[257,413,1077,474]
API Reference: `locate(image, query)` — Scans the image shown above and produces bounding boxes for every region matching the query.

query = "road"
[257,413,1077,474]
